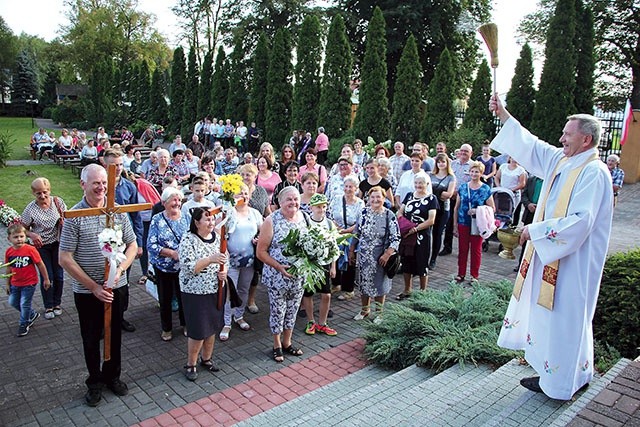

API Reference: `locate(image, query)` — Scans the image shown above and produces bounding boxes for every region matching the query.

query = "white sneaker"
[44,310,55,320]
[53,307,62,316]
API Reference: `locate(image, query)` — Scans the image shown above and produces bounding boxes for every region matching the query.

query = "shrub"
[363,281,521,372]
[327,128,356,166]
[0,130,15,167]
[41,107,53,119]
[51,100,86,127]
[437,124,488,156]
[593,248,640,359]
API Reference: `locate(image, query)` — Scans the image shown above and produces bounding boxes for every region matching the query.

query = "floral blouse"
[457,183,492,226]
[179,232,224,295]
[147,212,189,272]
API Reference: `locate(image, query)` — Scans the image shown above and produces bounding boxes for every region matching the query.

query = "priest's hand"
[489,94,511,124]
[520,226,531,246]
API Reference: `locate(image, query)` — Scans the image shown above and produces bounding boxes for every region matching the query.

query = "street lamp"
[26,96,38,129]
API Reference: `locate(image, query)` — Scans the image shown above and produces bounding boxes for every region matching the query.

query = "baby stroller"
[482,187,516,252]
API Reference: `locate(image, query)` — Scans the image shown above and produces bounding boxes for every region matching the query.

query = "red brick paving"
[131,338,367,427]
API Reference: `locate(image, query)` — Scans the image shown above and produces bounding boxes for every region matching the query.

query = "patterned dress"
[354,208,400,297]
[262,210,307,334]
[401,193,439,276]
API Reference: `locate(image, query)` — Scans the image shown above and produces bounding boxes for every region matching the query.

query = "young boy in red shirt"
[5,223,50,337]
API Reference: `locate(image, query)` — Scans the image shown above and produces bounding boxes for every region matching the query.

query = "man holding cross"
[59,164,138,407]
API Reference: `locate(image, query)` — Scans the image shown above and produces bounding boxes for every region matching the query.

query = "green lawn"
[0,117,48,161]
[0,165,83,212]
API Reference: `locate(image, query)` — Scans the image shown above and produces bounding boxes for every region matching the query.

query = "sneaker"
[27,311,40,328]
[315,323,337,336]
[305,321,316,335]
[53,307,62,316]
[107,379,129,396]
[337,291,354,301]
[17,324,29,337]
[85,385,103,407]
[44,309,55,320]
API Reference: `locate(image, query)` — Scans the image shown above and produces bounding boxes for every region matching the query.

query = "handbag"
[382,210,401,278]
[53,196,65,240]
[468,185,480,236]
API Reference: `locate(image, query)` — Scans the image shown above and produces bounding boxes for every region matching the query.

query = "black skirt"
[181,289,225,340]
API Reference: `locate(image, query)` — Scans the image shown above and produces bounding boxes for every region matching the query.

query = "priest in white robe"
[489,95,613,400]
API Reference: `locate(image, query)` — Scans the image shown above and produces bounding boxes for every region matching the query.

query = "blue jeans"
[9,284,37,326]
[38,242,65,309]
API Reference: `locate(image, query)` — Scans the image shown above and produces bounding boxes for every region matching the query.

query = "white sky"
[0,0,540,94]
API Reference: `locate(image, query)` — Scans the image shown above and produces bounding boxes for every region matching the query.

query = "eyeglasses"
[339,163,349,167]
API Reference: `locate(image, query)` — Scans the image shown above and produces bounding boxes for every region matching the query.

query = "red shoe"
[315,323,337,336]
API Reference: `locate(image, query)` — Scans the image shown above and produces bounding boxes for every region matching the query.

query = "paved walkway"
[0,166,638,426]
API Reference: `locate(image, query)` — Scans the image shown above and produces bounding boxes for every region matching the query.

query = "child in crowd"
[5,223,50,337]
[181,178,216,223]
[300,194,338,337]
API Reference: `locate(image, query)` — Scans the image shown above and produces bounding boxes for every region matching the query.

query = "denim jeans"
[9,284,37,326]
[38,242,65,309]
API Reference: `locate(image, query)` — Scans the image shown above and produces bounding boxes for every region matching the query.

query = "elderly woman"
[349,186,400,323]
[328,174,364,301]
[147,148,179,194]
[20,178,66,319]
[453,161,495,284]
[396,173,438,299]
[179,207,228,381]
[395,153,424,207]
[429,153,456,269]
[148,187,189,341]
[219,186,264,341]
[298,148,328,193]
[329,144,363,179]
[377,157,397,194]
[257,186,308,362]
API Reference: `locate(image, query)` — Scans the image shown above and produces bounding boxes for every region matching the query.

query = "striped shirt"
[59,198,136,294]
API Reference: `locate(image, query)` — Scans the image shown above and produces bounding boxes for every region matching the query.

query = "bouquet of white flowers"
[0,200,20,227]
[280,224,352,293]
[97,224,127,288]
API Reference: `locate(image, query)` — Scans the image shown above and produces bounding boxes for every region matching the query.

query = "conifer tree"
[292,15,322,134]
[353,6,389,142]
[420,48,455,142]
[530,0,577,145]
[318,13,352,138]
[182,47,199,138]
[264,28,293,148]
[226,36,249,122]
[11,50,39,117]
[149,67,168,125]
[136,60,151,122]
[506,43,536,129]
[391,34,422,144]
[250,33,270,128]
[210,46,229,119]
[197,50,213,120]
[169,46,186,135]
[574,0,595,113]
[464,59,495,139]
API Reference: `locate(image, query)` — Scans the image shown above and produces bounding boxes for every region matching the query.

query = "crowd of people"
[9,108,624,407]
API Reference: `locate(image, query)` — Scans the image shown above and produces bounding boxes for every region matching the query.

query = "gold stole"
[513,152,598,310]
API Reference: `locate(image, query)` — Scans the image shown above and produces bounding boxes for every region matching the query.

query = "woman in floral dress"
[349,186,400,323]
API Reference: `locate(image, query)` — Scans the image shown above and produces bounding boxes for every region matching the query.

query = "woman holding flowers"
[148,187,189,341]
[178,207,228,381]
[349,186,400,323]
[256,186,307,362]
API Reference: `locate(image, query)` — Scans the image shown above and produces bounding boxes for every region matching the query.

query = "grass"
[0,117,49,161]
[0,165,83,211]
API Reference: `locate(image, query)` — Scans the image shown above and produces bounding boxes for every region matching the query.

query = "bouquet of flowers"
[218,173,243,206]
[98,224,127,288]
[0,200,20,227]
[280,224,352,292]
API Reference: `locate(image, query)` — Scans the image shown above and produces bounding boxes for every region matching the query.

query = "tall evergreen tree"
[391,34,422,144]
[226,36,249,122]
[149,67,168,125]
[353,6,390,142]
[169,46,187,135]
[197,50,213,120]
[291,15,323,133]
[531,0,577,145]
[318,14,352,138]
[90,58,113,124]
[250,33,270,128]
[11,50,39,117]
[464,59,495,139]
[210,46,229,119]
[136,61,151,122]
[506,43,536,129]
[264,28,293,148]
[42,66,59,109]
[182,47,199,138]
[420,48,455,142]
[574,0,595,113]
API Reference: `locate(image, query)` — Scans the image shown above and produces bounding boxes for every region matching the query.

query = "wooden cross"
[63,164,151,361]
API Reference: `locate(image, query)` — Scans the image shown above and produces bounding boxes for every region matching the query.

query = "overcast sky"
[0,0,540,94]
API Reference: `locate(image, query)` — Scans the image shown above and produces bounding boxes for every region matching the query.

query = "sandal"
[184,365,198,381]
[354,308,370,321]
[235,317,250,331]
[273,347,284,363]
[137,275,147,285]
[454,275,465,283]
[395,292,412,300]
[199,358,220,372]
[219,325,231,341]
[283,344,303,356]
